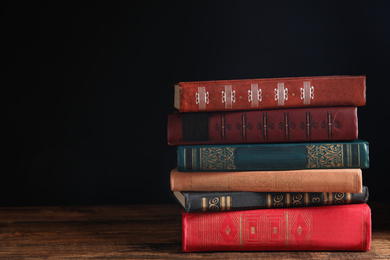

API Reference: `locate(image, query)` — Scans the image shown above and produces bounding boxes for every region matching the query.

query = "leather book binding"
[168,107,358,145]
[174,75,366,112]
[177,140,369,171]
[173,186,369,213]
[182,203,371,252]
[170,168,363,193]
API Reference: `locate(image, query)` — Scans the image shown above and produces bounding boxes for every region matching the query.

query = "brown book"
[170,168,362,193]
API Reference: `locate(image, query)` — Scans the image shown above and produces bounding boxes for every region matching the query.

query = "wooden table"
[0,203,388,259]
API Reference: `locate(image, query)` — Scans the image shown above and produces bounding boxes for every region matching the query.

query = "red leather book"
[182,203,371,252]
[174,75,366,112]
[168,107,357,145]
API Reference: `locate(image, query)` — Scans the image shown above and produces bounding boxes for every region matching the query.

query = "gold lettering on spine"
[227,196,231,210]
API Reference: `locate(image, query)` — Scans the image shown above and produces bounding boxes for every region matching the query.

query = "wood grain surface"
[0,203,388,259]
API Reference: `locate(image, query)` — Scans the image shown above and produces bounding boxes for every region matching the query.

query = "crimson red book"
[168,107,358,145]
[182,204,371,252]
[174,75,366,112]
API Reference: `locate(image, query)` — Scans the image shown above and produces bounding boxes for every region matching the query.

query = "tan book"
[170,168,362,193]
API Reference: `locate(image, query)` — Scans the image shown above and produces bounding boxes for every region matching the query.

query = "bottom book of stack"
[181,203,371,252]
[171,167,372,252]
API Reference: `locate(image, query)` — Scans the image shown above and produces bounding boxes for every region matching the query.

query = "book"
[177,140,369,171]
[182,203,371,252]
[168,107,358,145]
[173,186,369,213]
[174,75,366,112]
[170,168,362,193]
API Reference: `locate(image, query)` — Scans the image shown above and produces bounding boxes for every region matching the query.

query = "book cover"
[173,186,369,213]
[182,203,371,252]
[175,75,366,112]
[170,168,362,193]
[168,107,358,145]
[177,140,369,171]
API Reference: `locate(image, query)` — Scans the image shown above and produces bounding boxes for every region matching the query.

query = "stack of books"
[167,75,371,252]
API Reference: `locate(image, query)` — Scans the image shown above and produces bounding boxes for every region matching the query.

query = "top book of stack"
[174,75,366,112]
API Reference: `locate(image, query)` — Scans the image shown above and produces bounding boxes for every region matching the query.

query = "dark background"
[3,1,389,206]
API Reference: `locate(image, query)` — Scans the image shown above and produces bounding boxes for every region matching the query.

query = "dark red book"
[174,75,366,112]
[168,107,358,145]
[182,203,371,252]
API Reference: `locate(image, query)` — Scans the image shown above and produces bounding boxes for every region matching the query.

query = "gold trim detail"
[267,194,271,208]
[306,144,343,168]
[208,197,220,211]
[239,217,243,248]
[202,198,206,211]
[346,193,351,204]
[274,195,284,207]
[221,196,226,211]
[199,147,236,170]
[335,193,345,204]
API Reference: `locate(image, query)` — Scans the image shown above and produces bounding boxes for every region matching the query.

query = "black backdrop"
[3,1,390,206]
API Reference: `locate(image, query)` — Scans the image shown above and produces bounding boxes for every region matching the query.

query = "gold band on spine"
[323,193,327,205]
[227,196,231,210]
[347,193,351,204]
[221,196,226,211]
[329,193,333,205]
[267,194,271,208]
[202,198,206,211]
[305,193,309,206]
[286,193,291,207]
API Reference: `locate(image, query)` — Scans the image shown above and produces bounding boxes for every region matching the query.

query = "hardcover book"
[173,186,369,213]
[170,168,363,193]
[168,107,358,145]
[182,203,371,252]
[177,140,369,171]
[174,75,366,112]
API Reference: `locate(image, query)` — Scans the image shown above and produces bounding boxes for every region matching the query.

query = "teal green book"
[177,140,369,171]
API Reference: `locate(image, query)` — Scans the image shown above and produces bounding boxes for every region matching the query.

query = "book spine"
[177,141,369,171]
[176,75,366,112]
[182,203,371,252]
[168,107,358,145]
[170,168,362,193]
[181,187,369,212]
